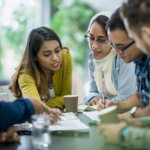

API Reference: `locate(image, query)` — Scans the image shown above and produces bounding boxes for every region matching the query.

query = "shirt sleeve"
[84,53,100,104]
[138,117,150,127]
[111,56,137,101]
[121,127,150,149]
[0,98,34,131]
[18,73,41,101]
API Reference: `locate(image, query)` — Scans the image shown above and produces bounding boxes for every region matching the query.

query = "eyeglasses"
[106,40,135,53]
[84,35,107,45]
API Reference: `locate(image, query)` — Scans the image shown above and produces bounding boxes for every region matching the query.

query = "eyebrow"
[89,33,106,38]
[114,43,127,46]
[42,46,60,53]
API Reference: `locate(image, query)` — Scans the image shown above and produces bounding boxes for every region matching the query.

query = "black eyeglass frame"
[106,40,135,53]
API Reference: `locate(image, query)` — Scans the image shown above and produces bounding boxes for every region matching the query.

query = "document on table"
[83,111,101,122]
[83,106,118,122]
[49,112,89,131]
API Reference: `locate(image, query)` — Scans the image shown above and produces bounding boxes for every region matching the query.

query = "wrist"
[119,127,129,147]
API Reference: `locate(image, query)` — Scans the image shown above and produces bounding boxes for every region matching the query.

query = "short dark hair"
[91,15,109,35]
[121,0,150,34]
[106,8,126,32]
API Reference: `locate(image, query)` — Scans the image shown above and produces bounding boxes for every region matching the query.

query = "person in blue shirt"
[84,11,136,105]
[98,8,150,118]
[99,7,150,149]
[0,98,62,142]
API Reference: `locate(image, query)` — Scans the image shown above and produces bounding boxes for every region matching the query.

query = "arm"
[0,98,34,131]
[111,56,137,101]
[100,122,150,149]
[84,53,100,104]
[47,50,73,108]
[98,92,142,111]
[114,92,142,111]
[121,127,150,149]
[134,103,150,117]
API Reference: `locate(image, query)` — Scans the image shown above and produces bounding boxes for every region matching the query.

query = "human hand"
[99,122,127,144]
[0,126,20,143]
[97,99,115,110]
[49,108,63,124]
[27,98,48,114]
[88,96,100,106]
[27,98,63,123]
[117,111,132,121]
[118,115,141,127]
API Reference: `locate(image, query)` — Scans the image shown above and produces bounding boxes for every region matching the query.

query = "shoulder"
[18,69,35,83]
[62,47,72,60]
[61,47,72,64]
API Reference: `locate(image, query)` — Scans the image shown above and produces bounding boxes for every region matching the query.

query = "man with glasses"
[99,8,150,149]
[98,8,150,118]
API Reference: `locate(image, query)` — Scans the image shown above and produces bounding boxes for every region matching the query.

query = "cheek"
[103,45,111,53]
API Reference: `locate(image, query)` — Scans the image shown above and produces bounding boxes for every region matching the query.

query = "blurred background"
[0,0,124,103]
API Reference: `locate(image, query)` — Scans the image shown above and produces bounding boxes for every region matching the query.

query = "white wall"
[82,0,125,12]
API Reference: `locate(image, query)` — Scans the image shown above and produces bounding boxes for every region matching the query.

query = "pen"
[102,93,106,108]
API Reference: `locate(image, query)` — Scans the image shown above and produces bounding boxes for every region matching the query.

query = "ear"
[141,26,150,43]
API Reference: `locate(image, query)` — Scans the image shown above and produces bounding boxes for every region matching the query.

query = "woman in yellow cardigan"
[9,26,72,109]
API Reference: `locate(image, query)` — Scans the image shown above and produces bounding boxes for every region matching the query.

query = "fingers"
[88,97,99,106]
[97,99,105,110]
[49,108,62,124]
[0,126,20,143]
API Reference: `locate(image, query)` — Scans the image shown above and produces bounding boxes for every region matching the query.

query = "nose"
[91,40,99,49]
[51,53,58,61]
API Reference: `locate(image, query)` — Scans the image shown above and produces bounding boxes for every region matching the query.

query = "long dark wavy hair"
[9,26,62,98]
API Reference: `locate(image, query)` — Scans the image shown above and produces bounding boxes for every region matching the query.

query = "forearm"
[114,92,142,111]
[138,117,150,127]
[135,105,150,117]
[0,98,34,131]
[46,96,64,108]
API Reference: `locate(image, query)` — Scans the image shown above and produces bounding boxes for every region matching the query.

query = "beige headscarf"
[88,11,117,97]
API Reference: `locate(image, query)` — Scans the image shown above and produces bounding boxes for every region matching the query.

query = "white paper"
[49,113,89,131]
[83,111,101,122]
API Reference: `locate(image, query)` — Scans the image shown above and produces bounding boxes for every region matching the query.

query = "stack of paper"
[83,111,101,122]
[49,113,89,131]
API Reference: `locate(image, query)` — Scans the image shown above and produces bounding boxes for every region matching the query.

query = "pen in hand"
[102,93,106,108]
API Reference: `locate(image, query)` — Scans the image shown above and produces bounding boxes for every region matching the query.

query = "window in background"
[0,0,42,79]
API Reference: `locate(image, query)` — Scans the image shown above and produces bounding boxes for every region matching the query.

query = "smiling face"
[108,28,143,63]
[37,40,62,72]
[89,22,111,60]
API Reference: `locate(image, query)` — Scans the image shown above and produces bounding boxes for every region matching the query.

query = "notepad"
[83,105,118,123]
[49,113,89,131]
[83,111,101,122]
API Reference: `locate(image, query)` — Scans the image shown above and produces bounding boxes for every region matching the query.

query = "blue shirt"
[134,55,150,107]
[0,98,34,131]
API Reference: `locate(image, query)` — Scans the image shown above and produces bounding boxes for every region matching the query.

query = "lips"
[51,62,60,68]
[92,50,102,55]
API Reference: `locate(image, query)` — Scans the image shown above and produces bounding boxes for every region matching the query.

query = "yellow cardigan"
[18,49,72,108]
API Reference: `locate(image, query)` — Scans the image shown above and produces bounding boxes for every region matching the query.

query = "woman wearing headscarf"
[84,12,136,105]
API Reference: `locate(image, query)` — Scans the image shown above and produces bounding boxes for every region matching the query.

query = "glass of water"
[0,93,9,101]
[32,114,51,149]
